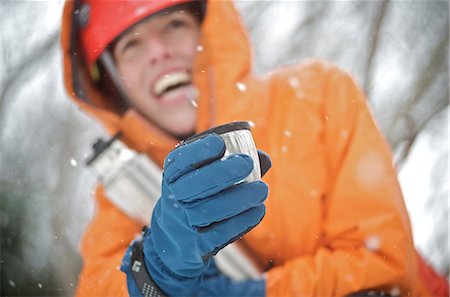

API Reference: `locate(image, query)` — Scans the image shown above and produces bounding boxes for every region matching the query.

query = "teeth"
[154,71,190,96]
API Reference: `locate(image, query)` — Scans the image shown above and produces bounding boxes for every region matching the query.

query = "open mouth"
[154,71,191,98]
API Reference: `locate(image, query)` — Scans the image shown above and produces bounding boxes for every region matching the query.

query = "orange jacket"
[61,1,445,296]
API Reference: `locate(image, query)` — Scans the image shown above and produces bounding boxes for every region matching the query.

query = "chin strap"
[99,50,134,109]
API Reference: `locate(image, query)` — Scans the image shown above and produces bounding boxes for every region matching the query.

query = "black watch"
[130,227,166,297]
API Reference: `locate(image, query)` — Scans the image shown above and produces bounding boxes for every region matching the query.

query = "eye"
[167,18,187,30]
[122,38,140,51]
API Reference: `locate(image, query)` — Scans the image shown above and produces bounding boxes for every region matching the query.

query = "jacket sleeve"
[75,185,142,297]
[266,65,418,296]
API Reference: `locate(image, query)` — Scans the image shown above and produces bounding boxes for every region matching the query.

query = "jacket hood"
[61,0,262,166]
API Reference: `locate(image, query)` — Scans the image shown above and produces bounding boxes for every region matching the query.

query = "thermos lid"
[184,121,251,144]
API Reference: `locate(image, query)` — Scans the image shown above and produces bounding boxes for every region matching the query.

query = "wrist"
[120,228,167,297]
[143,227,207,296]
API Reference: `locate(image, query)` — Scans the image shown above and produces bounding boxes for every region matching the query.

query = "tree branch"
[363,0,389,98]
[395,98,449,169]
[0,30,60,123]
[387,31,449,149]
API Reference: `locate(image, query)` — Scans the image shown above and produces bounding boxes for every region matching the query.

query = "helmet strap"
[99,50,134,110]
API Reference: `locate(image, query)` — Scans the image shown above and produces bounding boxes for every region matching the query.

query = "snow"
[135,6,148,16]
[236,82,247,92]
[70,158,78,167]
[390,286,401,296]
[288,77,299,88]
[364,235,381,252]
[309,190,320,198]
[340,130,350,139]
[355,151,386,190]
[189,98,198,108]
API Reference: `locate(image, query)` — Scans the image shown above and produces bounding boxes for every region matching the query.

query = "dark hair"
[95,59,129,114]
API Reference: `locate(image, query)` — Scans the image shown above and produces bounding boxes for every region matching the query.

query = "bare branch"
[0,30,60,123]
[395,97,449,169]
[387,31,449,148]
[363,0,389,98]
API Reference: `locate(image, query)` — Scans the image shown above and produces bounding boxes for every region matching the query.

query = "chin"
[166,119,197,140]
[174,130,196,140]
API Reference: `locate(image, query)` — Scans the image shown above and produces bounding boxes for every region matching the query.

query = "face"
[113,8,201,139]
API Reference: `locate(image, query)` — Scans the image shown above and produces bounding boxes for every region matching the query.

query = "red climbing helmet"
[77,0,206,66]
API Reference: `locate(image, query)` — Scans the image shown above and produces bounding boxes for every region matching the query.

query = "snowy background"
[1,1,448,296]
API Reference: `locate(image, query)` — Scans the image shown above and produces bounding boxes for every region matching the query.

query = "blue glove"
[122,133,270,296]
[195,260,265,297]
[122,246,265,297]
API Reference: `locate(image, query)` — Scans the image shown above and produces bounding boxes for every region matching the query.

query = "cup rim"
[184,121,251,143]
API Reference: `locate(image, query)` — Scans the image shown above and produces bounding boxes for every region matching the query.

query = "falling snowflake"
[248,121,255,128]
[196,45,204,52]
[289,77,299,88]
[190,98,198,108]
[284,130,292,137]
[310,190,319,198]
[356,151,386,189]
[37,283,43,289]
[281,146,288,153]
[70,158,77,167]
[364,235,381,251]
[345,274,354,283]
[236,82,247,92]
[135,6,147,15]
[390,287,401,296]
[340,130,350,138]
[296,91,305,99]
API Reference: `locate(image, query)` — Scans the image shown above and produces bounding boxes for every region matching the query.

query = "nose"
[146,35,173,65]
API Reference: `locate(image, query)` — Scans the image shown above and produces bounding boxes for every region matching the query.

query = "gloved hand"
[122,246,266,297]
[122,133,271,296]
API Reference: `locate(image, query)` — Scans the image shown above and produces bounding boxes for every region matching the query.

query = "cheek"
[181,35,200,59]
[119,64,143,90]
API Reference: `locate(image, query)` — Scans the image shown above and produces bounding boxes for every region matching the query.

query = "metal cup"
[185,121,261,183]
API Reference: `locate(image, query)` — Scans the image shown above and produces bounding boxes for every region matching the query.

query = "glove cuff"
[130,227,167,297]
[144,227,207,296]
